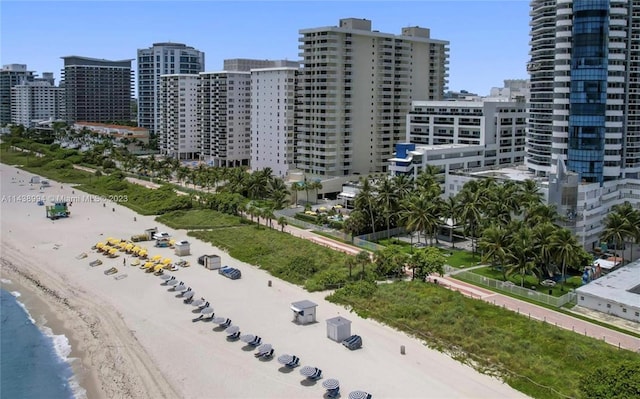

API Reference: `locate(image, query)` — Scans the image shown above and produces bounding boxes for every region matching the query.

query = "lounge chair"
[261,349,274,359]
[227,331,241,340]
[104,267,118,275]
[342,335,362,350]
[198,301,210,310]
[220,318,232,328]
[286,356,300,368]
[327,387,340,398]
[248,336,262,346]
[310,368,322,380]
[183,296,194,304]
[89,259,103,267]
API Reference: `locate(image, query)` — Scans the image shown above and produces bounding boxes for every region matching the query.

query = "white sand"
[0,163,530,399]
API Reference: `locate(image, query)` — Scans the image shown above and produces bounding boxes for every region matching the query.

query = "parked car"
[218,266,241,280]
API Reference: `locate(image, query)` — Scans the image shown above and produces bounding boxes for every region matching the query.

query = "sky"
[1,0,530,96]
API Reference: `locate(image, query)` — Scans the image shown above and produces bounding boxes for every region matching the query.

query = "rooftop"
[576,259,640,309]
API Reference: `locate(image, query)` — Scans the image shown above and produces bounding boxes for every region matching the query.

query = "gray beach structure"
[291,300,317,325]
[575,259,640,323]
[326,316,352,342]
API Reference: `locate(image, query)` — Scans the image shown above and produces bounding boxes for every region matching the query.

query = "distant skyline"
[1,1,530,96]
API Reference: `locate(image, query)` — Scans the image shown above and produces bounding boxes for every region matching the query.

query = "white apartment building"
[158,74,200,160]
[297,18,449,177]
[137,43,205,136]
[199,71,251,167]
[10,80,65,127]
[406,100,527,167]
[389,143,487,179]
[224,59,299,72]
[250,67,298,178]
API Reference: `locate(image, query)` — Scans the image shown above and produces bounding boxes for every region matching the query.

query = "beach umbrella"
[277,354,294,365]
[153,264,164,272]
[182,290,195,299]
[240,334,255,343]
[299,366,317,377]
[348,391,369,399]
[200,307,214,315]
[167,279,179,286]
[162,258,172,265]
[175,285,188,293]
[256,344,272,354]
[109,248,118,255]
[335,205,343,209]
[125,243,134,251]
[144,262,155,269]
[191,298,206,307]
[132,246,141,253]
[319,206,327,211]
[225,326,239,335]
[160,274,173,281]
[96,242,105,248]
[323,379,340,390]
[152,255,162,262]
[211,316,227,324]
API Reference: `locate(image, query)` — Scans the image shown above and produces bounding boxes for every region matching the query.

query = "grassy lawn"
[156,209,245,230]
[189,226,361,291]
[327,281,639,399]
[471,266,582,296]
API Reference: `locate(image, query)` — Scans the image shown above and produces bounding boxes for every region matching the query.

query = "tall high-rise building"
[158,74,200,160]
[297,18,449,177]
[250,67,299,178]
[0,64,35,125]
[137,43,205,136]
[199,71,252,167]
[61,56,133,124]
[11,80,65,127]
[526,0,639,183]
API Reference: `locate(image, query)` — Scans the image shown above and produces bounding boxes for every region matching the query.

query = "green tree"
[373,245,407,278]
[552,228,582,289]
[600,212,631,263]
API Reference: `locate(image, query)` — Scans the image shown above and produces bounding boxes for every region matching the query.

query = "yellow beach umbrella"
[139,251,148,259]
[169,239,176,246]
[162,258,172,265]
[144,262,155,269]
[131,259,140,266]
[108,248,118,255]
[132,245,141,253]
[125,243,134,251]
[105,237,115,242]
[96,242,104,248]
[151,255,163,262]
[154,264,164,272]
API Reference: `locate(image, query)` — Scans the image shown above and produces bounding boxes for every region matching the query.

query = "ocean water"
[0,287,79,399]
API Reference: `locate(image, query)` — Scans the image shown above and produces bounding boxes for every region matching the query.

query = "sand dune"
[0,164,529,399]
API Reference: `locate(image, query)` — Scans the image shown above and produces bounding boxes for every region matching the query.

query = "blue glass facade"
[567,0,609,184]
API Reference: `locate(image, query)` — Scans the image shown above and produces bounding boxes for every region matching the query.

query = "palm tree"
[479,224,509,278]
[533,222,558,279]
[610,202,640,263]
[355,251,371,280]
[277,216,288,232]
[505,227,537,287]
[442,196,459,248]
[601,212,631,263]
[392,174,414,203]
[376,178,399,240]
[309,180,323,204]
[458,187,484,254]
[354,178,378,235]
[551,228,581,289]
[400,193,440,245]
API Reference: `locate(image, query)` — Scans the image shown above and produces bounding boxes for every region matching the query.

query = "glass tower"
[567,0,609,184]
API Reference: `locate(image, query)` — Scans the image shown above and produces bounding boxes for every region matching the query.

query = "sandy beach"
[0,163,530,399]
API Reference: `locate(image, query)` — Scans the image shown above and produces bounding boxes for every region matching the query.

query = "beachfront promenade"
[1,163,529,399]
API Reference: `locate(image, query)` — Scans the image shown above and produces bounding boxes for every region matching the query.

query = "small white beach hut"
[326,316,352,342]
[290,300,317,325]
[174,240,191,256]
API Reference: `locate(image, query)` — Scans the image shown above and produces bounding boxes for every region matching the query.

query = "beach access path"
[0,163,529,399]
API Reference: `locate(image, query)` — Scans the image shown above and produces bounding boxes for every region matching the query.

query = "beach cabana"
[291,300,318,325]
[326,316,352,343]
[174,241,191,256]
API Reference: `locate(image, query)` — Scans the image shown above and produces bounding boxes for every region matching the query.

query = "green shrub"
[46,159,72,169]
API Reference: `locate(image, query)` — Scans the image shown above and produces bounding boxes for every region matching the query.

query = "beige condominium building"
[297,18,449,177]
[158,74,201,160]
[199,71,252,167]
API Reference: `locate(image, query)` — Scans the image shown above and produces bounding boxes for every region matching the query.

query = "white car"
[153,232,171,240]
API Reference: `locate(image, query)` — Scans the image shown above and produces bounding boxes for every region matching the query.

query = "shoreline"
[0,244,178,399]
[1,270,95,399]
